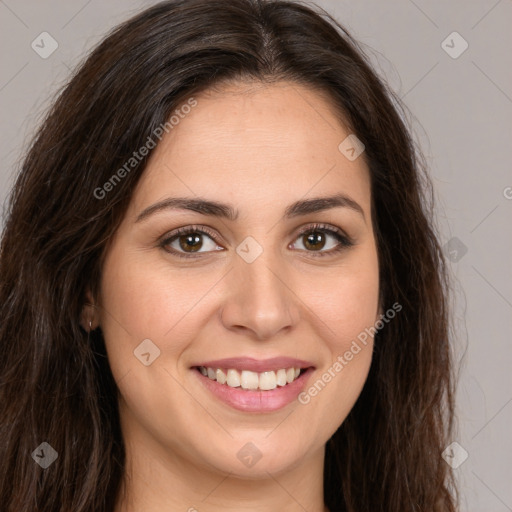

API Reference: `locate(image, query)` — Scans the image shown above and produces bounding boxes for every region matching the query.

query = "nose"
[220,250,300,341]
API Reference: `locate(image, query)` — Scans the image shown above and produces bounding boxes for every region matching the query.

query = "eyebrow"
[135,193,365,223]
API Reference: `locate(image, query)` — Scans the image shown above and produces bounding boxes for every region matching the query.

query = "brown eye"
[160,226,224,258]
[291,224,353,257]
[177,233,203,252]
[302,231,327,251]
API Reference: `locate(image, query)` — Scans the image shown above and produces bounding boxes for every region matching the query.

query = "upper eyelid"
[160,223,350,247]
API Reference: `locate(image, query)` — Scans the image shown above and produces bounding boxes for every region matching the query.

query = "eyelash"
[159,223,354,259]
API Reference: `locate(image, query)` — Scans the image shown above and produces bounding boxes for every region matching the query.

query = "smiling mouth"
[194,366,309,391]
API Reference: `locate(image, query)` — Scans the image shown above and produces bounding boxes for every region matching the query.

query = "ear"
[80,288,100,332]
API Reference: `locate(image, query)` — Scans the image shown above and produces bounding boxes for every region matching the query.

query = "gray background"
[1,1,511,510]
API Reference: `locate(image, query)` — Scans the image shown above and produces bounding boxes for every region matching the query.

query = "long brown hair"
[0,1,457,510]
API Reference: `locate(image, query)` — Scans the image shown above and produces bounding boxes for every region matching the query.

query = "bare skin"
[85,80,380,511]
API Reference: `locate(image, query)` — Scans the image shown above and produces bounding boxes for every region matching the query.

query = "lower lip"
[193,367,315,413]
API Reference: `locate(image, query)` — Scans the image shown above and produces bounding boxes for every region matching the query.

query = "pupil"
[305,232,324,250]
[177,232,325,253]
[179,234,202,252]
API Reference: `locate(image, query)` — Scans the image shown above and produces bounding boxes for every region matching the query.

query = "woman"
[0,0,457,510]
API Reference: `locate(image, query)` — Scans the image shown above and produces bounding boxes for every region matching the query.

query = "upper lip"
[194,357,315,373]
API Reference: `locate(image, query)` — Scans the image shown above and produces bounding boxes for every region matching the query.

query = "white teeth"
[198,366,304,390]
[259,371,277,390]
[216,368,227,384]
[276,368,287,387]
[241,370,259,390]
[226,369,241,387]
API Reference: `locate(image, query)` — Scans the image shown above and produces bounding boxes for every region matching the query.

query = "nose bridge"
[221,238,299,339]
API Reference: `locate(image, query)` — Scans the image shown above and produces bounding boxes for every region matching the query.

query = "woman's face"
[97,80,380,479]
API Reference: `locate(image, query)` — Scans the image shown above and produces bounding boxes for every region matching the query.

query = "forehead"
[130,80,371,217]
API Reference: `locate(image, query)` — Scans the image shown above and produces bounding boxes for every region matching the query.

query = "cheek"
[100,248,217,330]
[94,232,380,474]
[302,244,380,349]
[97,246,214,381]
[294,245,379,430]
